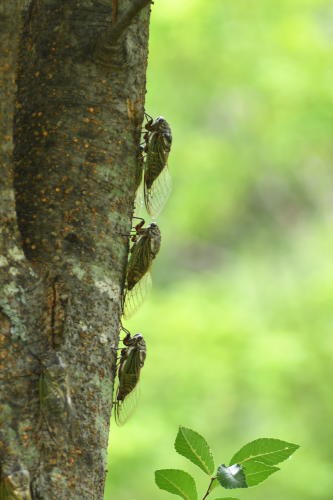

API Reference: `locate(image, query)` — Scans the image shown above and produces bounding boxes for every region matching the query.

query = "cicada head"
[132,333,144,341]
[152,116,172,142]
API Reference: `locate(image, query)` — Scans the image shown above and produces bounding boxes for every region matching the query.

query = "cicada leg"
[132,216,145,233]
[144,111,153,123]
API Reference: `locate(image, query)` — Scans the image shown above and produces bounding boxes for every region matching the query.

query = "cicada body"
[126,222,161,291]
[39,351,73,440]
[0,326,73,440]
[142,115,172,217]
[0,464,31,500]
[124,221,161,317]
[114,331,147,425]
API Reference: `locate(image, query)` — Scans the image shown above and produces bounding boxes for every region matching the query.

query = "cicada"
[123,218,161,317]
[142,114,172,217]
[0,463,31,500]
[0,332,73,441]
[114,329,147,425]
[38,351,73,441]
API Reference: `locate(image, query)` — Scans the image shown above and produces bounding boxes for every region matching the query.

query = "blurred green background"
[105,1,333,498]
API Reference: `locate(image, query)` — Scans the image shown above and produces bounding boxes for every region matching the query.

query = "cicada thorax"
[142,115,172,217]
[0,461,31,500]
[114,330,147,425]
[123,221,161,318]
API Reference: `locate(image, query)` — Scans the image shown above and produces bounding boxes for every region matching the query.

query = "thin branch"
[202,477,217,500]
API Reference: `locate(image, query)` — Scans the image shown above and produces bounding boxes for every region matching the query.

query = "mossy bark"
[0,0,151,497]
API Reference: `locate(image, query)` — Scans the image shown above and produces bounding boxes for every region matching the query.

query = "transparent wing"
[123,272,152,319]
[134,177,145,213]
[114,381,141,426]
[144,165,172,218]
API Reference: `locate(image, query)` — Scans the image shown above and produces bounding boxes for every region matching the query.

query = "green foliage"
[155,427,298,499]
[175,427,215,476]
[230,438,299,467]
[155,469,198,500]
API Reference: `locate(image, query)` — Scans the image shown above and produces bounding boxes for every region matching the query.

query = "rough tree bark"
[0,0,152,497]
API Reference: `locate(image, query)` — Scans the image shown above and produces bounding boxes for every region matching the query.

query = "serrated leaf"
[175,426,215,475]
[230,438,299,467]
[216,464,247,489]
[155,469,198,500]
[243,460,279,487]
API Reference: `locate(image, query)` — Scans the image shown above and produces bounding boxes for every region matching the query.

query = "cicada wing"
[123,272,152,319]
[134,177,145,212]
[144,165,172,218]
[114,382,141,426]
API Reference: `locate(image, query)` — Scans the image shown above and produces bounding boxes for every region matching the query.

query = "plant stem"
[202,477,216,500]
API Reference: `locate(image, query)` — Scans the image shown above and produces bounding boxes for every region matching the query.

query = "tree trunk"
[0,1,151,497]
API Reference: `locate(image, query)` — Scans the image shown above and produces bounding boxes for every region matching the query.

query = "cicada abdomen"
[123,221,161,318]
[143,115,172,217]
[39,351,73,441]
[114,331,147,425]
[0,462,31,500]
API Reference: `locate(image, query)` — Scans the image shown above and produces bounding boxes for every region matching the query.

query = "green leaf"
[243,460,279,487]
[155,469,198,500]
[216,464,247,489]
[213,498,240,499]
[175,426,215,475]
[230,438,299,467]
